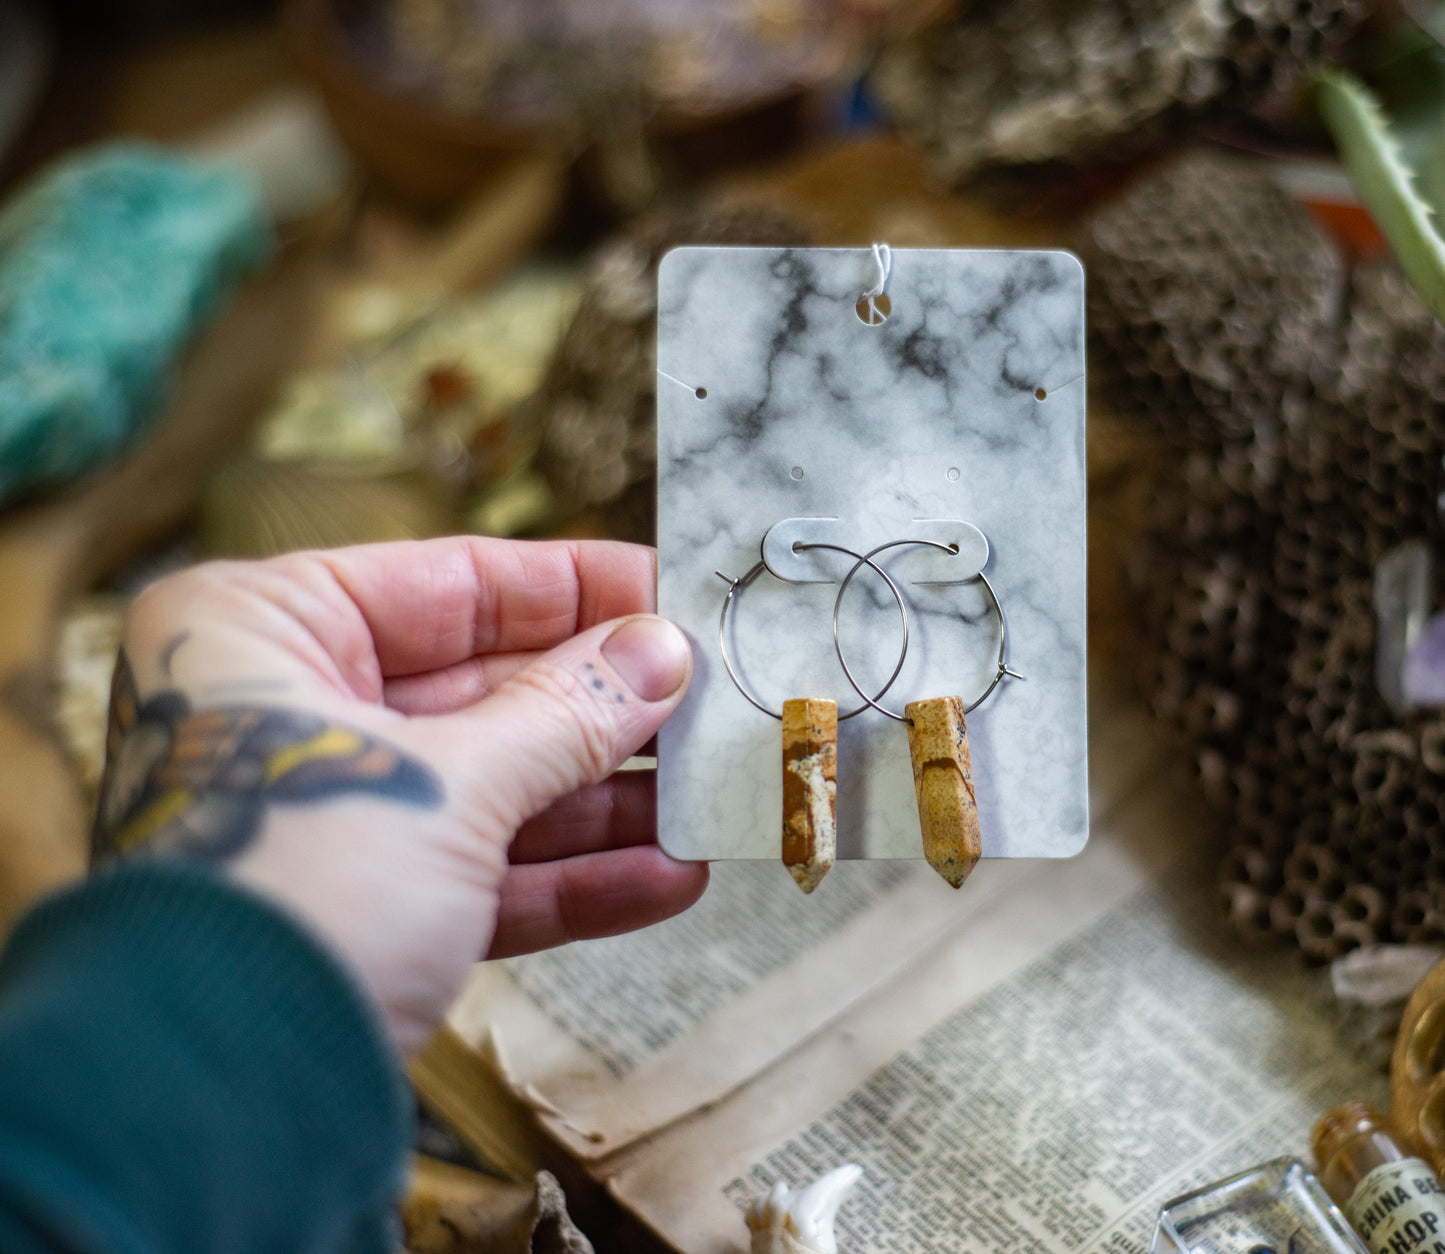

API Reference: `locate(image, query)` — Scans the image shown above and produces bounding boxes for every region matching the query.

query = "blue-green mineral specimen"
[0,143,273,506]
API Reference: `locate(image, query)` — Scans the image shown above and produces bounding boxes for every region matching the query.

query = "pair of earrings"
[717,539,1020,893]
[776,692,981,892]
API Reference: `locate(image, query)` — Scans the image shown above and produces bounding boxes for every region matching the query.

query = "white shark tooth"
[745,1164,863,1254]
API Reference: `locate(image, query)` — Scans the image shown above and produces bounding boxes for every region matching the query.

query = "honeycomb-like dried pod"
[872,0,1372,187]
[1223,882,1277,944]
[1082,151,1345,442]
[1085,147,1445,963]
[532,205,807,542]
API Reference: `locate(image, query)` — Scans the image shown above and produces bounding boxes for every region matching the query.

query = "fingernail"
[601,617,691,703]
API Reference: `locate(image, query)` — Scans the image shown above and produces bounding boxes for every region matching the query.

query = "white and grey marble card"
[656,247,1087,861]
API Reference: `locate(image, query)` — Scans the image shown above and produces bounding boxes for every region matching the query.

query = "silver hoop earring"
[714,548,910,894]
[831,540,1024,889]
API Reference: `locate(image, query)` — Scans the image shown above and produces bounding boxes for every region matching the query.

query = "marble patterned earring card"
[656,247,1087,863]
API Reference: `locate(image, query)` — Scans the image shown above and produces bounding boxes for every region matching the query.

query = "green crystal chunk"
[0,142,273,506]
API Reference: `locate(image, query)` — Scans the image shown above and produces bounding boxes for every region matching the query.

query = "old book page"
[452,856,1045,1157]
[446,688,1385,1251]
[604,771,1386,1253]
[445,689,1169,1160]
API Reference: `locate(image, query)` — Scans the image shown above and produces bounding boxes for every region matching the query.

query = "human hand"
[92,537,706,1055]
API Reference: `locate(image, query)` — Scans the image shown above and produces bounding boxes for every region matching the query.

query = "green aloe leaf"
[1318,67,1445,323]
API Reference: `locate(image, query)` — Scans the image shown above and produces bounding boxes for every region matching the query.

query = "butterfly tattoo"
[91,648,442,864]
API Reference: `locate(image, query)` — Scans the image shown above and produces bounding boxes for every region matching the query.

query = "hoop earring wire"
[829,539,1023,722]
[714,544,914,895]
[714,545,912,720]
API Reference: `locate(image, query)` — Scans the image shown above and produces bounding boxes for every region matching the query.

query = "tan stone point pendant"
[781,698,838,894]
[905,696,982,889]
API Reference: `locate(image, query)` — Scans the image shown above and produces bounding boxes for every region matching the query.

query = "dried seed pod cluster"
[1087,151,1344,445]
[872,0,1371,186]
[533,206,806,542]
[1083,150,1445,961]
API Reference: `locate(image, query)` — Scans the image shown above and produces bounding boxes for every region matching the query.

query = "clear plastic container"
[1151,1157,1371,1254]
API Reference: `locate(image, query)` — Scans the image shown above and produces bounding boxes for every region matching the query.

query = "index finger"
[312,536,656,678]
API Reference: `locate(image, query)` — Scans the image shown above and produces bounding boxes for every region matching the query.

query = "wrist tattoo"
[91,648,443,864]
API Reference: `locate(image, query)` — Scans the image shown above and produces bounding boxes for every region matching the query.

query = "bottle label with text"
[1346,1159,1445,1254]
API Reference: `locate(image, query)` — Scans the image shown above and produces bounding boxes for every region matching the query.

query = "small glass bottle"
[1312,1101,1445,1254]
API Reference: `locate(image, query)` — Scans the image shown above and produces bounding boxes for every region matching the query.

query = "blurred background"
[7,0,1445,1241]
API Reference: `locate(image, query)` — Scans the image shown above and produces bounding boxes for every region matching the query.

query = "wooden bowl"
[288,0,572,209]
[287,0,850,211]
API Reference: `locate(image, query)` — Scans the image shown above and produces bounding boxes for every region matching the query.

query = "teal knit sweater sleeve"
[0,861,411,1253]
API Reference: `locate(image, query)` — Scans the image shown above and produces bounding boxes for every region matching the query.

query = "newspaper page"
[445,691,1167,1159]
[452,858,1036,1156]
[604,772,1386,1253]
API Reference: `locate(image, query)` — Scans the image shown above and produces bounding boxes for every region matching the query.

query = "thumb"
[433,614,692,834]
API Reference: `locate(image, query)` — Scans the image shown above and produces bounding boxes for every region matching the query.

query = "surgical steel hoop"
[714,545,911,721]
[831,539,1023,723]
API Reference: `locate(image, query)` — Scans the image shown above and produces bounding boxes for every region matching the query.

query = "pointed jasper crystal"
[781,697,838,894]
[905,696,981,889]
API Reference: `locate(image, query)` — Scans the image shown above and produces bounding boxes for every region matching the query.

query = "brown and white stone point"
[905,696,982,888]
[781,697,838,894]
